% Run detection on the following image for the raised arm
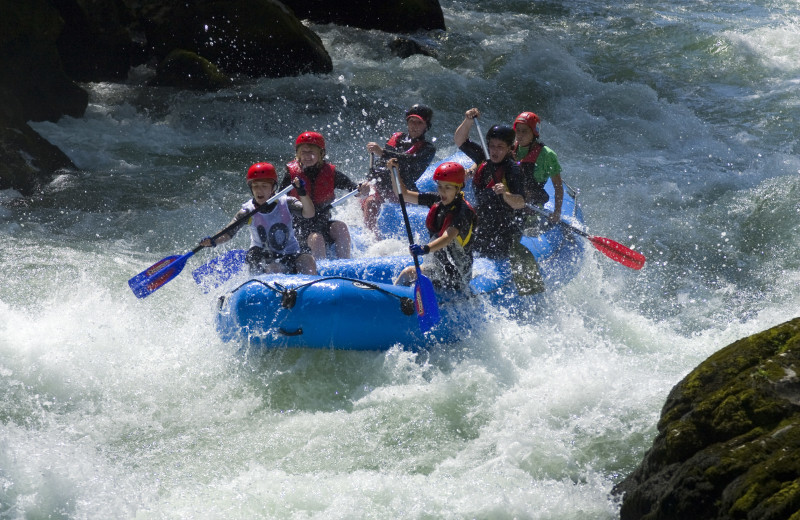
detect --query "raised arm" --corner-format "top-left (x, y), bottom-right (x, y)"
top-left (454, 107), bottom-right (481, 147)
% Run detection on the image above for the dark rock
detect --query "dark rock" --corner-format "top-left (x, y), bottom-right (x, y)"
top-left (0, 87), bottom-right (76, 196)
top-left (282, 0), bottom-right (446, 33)
top-left (614, 317), bottom-right (800, 520)
top-left (0, 0), bottom-right (84, 194)
top-left (52, 0), bottom-right (139, 82)
top-left (0, 0), bottom-right (89, 123)
top-left (388, 36), bottom-right (438, 59)
top-left (137, 0), bottom-right (332, 77)
top-left (150, 49), bottom-right (233, 90)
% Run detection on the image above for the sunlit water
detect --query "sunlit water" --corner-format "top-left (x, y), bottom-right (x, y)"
top-left (3, 0), bottom-right (799, 517)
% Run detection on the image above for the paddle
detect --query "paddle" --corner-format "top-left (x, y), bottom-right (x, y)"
top-left (128, 184), bottom-right (295, 298)
top-left (390, 165), bottom-right (440, 331)
top-left (527, 204), bottom-right (646, 270)
top-left (190, 183), bottom-right (365, 289)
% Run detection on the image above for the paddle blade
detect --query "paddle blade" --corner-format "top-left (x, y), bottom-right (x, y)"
top-left (192, 249), bottom-right (246, 291)
top-left (128, 252), bottom-right (193, 298)
top-left (589, 236), bottom-right (646, 270)
top-left (413, 272), bottom-right (440, 332)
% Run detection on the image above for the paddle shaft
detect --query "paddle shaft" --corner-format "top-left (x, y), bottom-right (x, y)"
top-left (390, 166), bottom-right (422, 271)
top-left (473, 117), bottom-right (490, 161)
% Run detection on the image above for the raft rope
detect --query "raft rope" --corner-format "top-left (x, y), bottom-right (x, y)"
top-left (227, 276), bottom-right (416, 315)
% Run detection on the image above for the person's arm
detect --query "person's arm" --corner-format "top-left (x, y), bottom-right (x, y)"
top-left (199, 209), bottom-right (247, 247)
top-left (493, 164), bottom-right (526, 209)
top-left (386, 158), bottom-right (419, 204)
top-left (333, 168), bottom-right (359, 191)
top-left (292, 177), bottom-right (315, 218)
top-left (550, 173), bottom-right (564, 222)
top-left (454, 108), bottom-right (480, 147)
top-left (412, 225), bottom-right (458, 257)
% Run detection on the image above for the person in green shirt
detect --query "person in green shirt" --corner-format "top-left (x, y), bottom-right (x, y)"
top-left (512, 111), bottom-right (564, 224)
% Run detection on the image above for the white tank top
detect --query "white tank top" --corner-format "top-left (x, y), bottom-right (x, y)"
top-left (242, 197), bottom-right (301, 254)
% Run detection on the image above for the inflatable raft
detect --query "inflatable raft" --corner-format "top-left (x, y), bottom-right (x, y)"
top-left (202, 151), bottom-right (586, 351)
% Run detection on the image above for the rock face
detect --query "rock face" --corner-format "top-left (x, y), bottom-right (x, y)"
top-left (0, 0), bottom-right (82, 194)
top-left (281, 0), bottom-right (446, 32)
top-left (0, 0), bottom-right (445, 195)
top-left (614, 317), bottom-right (800, 520)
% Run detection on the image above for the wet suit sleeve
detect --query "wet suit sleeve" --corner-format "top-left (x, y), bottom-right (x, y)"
top-left (459, 140), bottom-right (486, 165)
top-left (333, 168), bottom-right (359, 191)
top-left (417, 192), bottom-right (439, 208)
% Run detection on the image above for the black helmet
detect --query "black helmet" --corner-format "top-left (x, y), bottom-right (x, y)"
top-left (405, 103), bottom-right (433, 130)
top-left (486, 124), bottom-right (515, 146)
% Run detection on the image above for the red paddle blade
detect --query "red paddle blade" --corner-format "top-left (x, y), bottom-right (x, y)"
top-left (589, 236), bottom-right (646, 270)
top-left (414, 273), bottom-right (440, 332)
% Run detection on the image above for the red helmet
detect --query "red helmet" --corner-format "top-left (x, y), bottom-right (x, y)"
top-left (295, 131), bottom-right (325, 150)
top-left (246, 162), bottom-right (277, 184)
top-left (433, 162), bottom-right (466, 186)
top-left (513, 111), bottom-right (540, 137)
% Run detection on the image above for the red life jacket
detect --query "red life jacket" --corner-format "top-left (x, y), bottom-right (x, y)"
top-left (286, 160), bottom-right (336, 207)
top-left (516, 142), bottom-right (544, 164)
top-left (474, 161), bottom-right (509, 190)
top-left (386, 132), bottom-right (426, 155)
top-left (425, 196), bottom-right (475, 247)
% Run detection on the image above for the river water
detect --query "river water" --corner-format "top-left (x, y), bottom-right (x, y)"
top-left (3, 0), bottom-right (799, 517)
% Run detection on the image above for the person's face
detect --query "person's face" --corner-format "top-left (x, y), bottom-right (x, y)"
top-left (297, 144), bottom-right (322, 168)
top-left (488, 138), bottom-right (512, 163)
top-left (514, 124), bottom-right (535, 147)
top-left (406, 117), bottom-right (427, 139)
top-left (436, 181), bottom-right (460, 205)
top-left (250, 179), bottom-right (276, 204)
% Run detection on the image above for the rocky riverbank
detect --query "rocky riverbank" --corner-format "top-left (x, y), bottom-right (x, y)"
top-left (0, 0), bottom-right (444, 195)
top-left (615, 317), bottom-right (800, 520)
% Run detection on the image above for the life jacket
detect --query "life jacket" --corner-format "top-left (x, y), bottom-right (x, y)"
top-left (425, 194), bottom-right (475, 248)
top-left (474, 160), bottom-right (511, 190)
top-left (386, 132), bottom-right (427, 156)
top-left (286, 160), bottom-right (336, 207)
top-left (242, 197), bottom-right (301, 254)
top-left (516, 142), bottom-right (544, 165)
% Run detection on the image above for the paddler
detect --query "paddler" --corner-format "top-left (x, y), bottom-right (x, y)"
top-left (200, 162), bottom-right (317, 275)
top-left (280, 131), bottom-right (369, 260)
top-left (391, 159), bottom-right (477, 294)
top-left (512, 111), bottom-right (564, 224)
top-left (362, 104), bottom-right (437, 234)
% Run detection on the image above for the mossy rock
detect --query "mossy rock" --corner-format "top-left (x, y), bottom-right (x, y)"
top-left (150, 49), bottom-right (232, 90)
top-left (139, 0), bottom-right (332, 77)
top-left (615, 317), bottom-right (800, 520)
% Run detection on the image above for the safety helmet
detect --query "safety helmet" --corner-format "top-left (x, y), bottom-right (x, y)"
top-left (246, 162), bottom-right (277, 184)
top-left (405, 103), bottom-right (433, 129)
top-left (432, 162), bottom-right (466, 186)
top-left (486, 124), bottom-right (516, 146)
top-left (513, 111), bottom-right (540, 137)
top-left (295, 131), bottom-right (325, 150)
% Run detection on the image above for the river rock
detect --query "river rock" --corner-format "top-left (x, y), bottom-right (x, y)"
top-left (149, 49), bottom-right (233, 90)
top-left (281, 0), bottom-right (446, 32)
top-left (614, 317), bottom-right (800, 520)
top-left (138, 0), bottom-right (332, 78)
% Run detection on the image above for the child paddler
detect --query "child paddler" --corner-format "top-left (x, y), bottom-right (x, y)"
top-left (391, 159), bottom-right (477, 294)
top-left (200, 162), bottom-right (317, 275)
top-left (454, 107), bottom-right (545, 295)
top-left (280, 131), bottom-right (369, 260)
top-left (512, 111), bottom-right (564, 224)
top-left (363, 104), bottom-right (437, 234)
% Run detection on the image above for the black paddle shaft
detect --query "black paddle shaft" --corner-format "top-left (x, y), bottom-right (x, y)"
top-left (391, 166), bottom-right (422, 271)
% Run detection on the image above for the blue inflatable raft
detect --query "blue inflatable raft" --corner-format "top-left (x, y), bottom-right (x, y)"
top-left (202, 151), bottom-right (586, 351)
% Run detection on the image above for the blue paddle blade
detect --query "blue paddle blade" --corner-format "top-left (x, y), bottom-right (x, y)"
top-left (413, 272), bottom-right (440, 332)
top-left (128, 251), bottom-right (194, 298)
top-left (192, 249), bottom-right (246, 290)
